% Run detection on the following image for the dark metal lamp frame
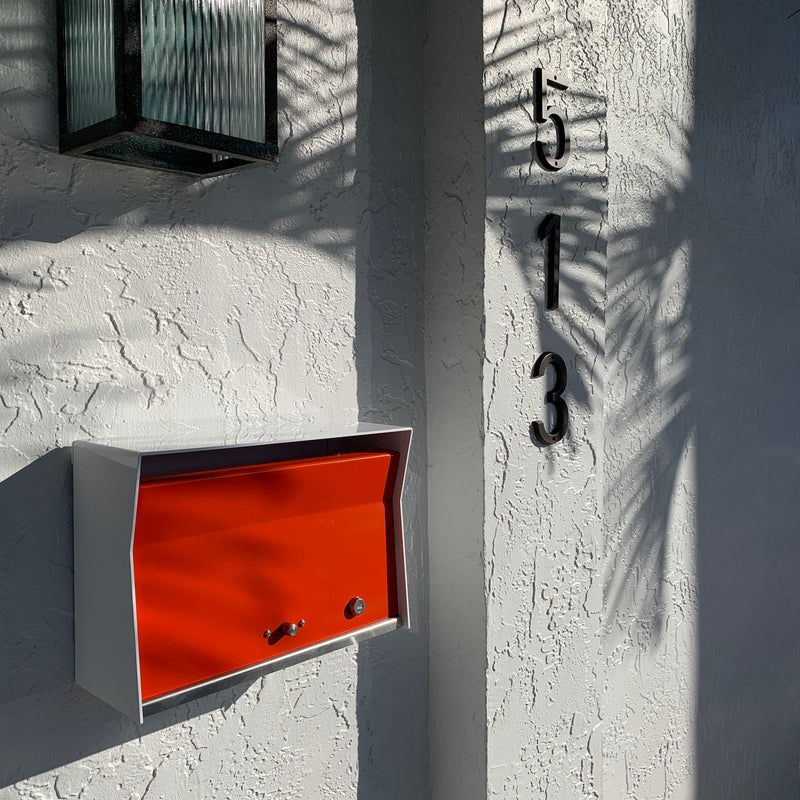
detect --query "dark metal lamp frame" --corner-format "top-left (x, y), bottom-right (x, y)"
top-left (56, 0), bottom-right (278, 176)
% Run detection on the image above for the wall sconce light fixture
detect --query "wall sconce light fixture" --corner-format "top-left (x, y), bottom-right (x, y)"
top-left (57, 0), bottom-right (278, 175)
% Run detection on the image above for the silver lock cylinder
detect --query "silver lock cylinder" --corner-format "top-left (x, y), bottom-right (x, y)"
top-left (348, 597), bottom-right (366, 616)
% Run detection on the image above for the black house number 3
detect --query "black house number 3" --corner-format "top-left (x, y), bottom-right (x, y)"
top-left (530, 352), bottom-right (569, 446)
top-left (531, 67), bottom-right (570, 446)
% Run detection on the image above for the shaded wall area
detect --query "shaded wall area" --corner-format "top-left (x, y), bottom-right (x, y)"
top-left (424, 0), bottom-right (487, 797)
top-left (692, 1), bottom-right (800, 795)
top-left (353, 1), bottom-right (429, 798)
top-left (603, 0), bottom-right (697, 794)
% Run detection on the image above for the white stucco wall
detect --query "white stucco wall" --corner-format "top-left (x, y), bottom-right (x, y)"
top-left (604, 0), bottom-right (800, 797)
top-left (483, 1), bottom-right (606, 795)
top-left (603, 0), bottom-right (698, 796)
top-left (0, 2), bottom-right (427, 798)
top-left (3, 0), bottom-right (800, 797)
top-left (682, 1), bottom-right (800, 795)
top-left (479, 0), bottom-right (800, 796)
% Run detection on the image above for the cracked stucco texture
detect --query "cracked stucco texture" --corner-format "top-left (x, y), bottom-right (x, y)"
top-left (603, 1), bottom-right (698, 797)
top-left (1, 2), bottom-right (427, 798)
top-left (483, 1), bottom-right (606, 796)
top-left (604, 0), bottom-right (800, 796)
top-left (5, 0), bottom-right (800, 796)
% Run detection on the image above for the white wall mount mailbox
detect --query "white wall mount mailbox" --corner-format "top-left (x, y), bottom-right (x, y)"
top-left (73, 423), bottom-right (412, 722)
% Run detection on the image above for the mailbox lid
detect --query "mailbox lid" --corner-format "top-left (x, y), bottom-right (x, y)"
top-left (132, 451), bottom-right (399, 702)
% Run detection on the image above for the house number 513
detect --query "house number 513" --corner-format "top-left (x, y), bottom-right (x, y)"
top-left (531, 67), bottom-right (571, 445)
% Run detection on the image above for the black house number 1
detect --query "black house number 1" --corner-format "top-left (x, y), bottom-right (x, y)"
top-left (530, 67), bottom-right (570, 446)
top-left (539, 212), bottom-right (560, 311)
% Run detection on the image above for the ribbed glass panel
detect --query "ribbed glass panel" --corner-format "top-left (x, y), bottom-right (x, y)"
top-left (63, 0), bottom-right (116, 132)
top-left (141, 0), bottom-right (266, 143)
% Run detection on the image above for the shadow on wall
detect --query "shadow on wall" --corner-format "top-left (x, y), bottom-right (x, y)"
top-left (603, 138), bottom-right (696, 649)
top-left (597, 0), bottom-right (799, 794)
top-left (484, 2), bottom-right (800, 796)
top-left (692, 1), bottom-right (800, 796)
top-left (0, 0), bottom-right (369, 440)
top-left (0, 1), bottom-right (360, 251)
top-left (482, 8), bottom-right (691, 796)
top-left (0, 449), bottom-right (252, 787)
top-left (352, 2), bottom-right (428, 799)
top-left (482, 1), bottom-right (693, 645)
top-left (482, 5), bottom-right (606, 429)
top-left (1, 0), bottom-right (427, 794)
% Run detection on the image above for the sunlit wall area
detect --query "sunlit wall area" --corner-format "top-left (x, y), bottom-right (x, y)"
top-left (2, 0), bottom-right (800, 797)
top-left (603, 0), bottom-right (698, 796)
top-left (482, 0), bottom-right (607, 796)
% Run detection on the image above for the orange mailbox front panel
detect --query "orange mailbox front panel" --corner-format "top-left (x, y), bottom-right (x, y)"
top-left (133, 452), bottom-right (398, 702)
top-left (72, 425), bottom-right (411, 722)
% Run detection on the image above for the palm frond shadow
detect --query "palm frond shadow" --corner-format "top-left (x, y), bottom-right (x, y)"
top-left (0, 0), bottom-right (362, 251)
top-left (603, 140), bottom-right (696, 645)
top-left (485, 8), bottom-right (694, 647)
top-left (0, 3), bottom-right (427, 793)
top-left (0, 0), bottom-right (373, 440)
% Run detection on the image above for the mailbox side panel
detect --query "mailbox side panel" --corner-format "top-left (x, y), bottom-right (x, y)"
top-left (348, 428), bottom-right (412, 629)
top-left (73, 443), bottom-right (142, 722)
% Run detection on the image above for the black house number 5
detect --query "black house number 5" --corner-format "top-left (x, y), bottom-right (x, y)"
top-left (534, 67), bottom-right (571, 172)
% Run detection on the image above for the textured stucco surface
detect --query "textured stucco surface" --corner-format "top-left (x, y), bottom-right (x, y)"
top-left (604, 1), bottom-right (800, 797)
top-left (603, 0), bottom-right (698, 796)
top-left (690, 2), bottom-right (800, 796)
top-left (483, 1), bottom-right (606, 796)
top-left (0, 2), bottom-right (427, 798)
top-left (4, 0), bottom-right (800, 796)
